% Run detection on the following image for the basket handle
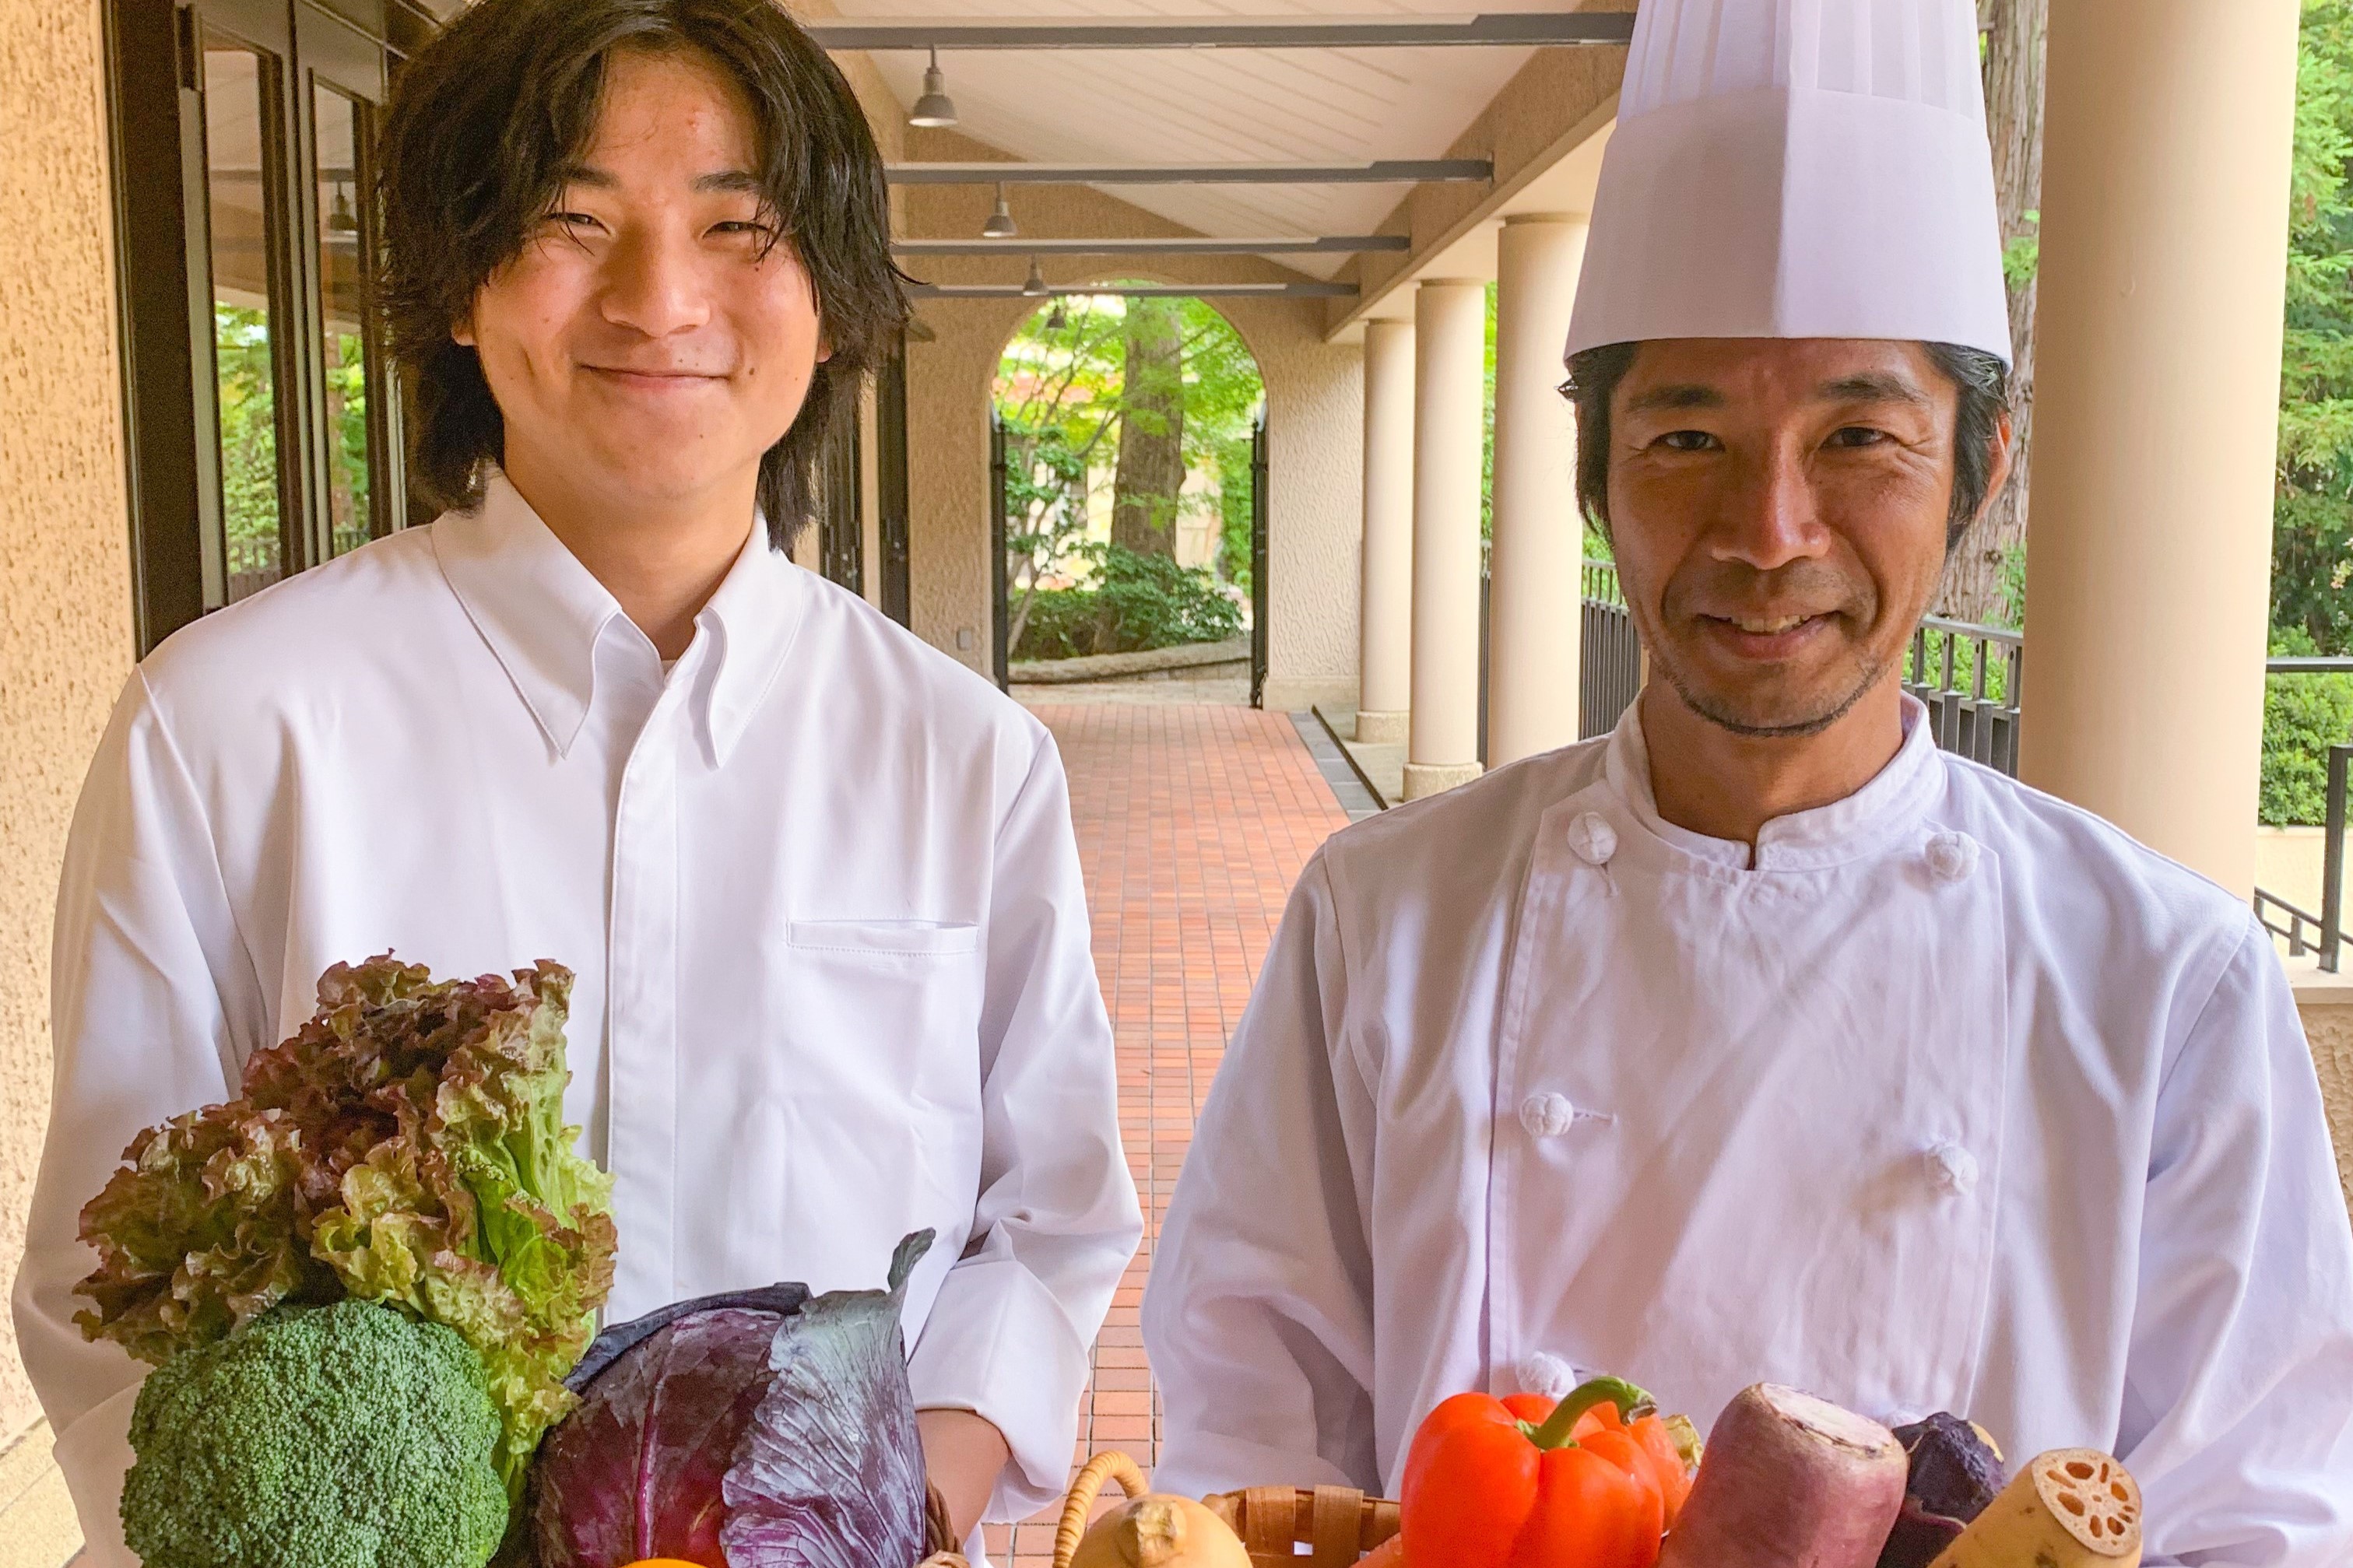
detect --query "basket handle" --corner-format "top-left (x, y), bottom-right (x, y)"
top-left (1053, 1450), bottom-right (1150, 1568)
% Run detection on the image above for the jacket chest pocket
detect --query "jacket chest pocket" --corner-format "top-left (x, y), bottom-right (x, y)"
top-left (672, 920), bottom-right (987, 1295)
top-left (1491, 824), bottom-right (2011, 1430)
top-left (772, 921), bottom-right (986, 1114)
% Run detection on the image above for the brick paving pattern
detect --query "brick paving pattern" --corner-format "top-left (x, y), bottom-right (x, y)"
top-left (983, 701), bottom-right (1351, 1564)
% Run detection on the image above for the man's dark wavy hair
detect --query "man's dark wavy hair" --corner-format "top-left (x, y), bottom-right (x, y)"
top-left (1561, 341), bottom-right (2011, 550)
top-left (378, 0), bottom-right (908, 550)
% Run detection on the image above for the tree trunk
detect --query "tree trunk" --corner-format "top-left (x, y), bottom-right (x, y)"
top-left (1112, 297), bottom-right (1185, 558)
top-left (1938, 0), bottom-right (2044, 625)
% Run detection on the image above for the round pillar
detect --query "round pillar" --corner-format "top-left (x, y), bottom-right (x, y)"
top-left (1356, 319), bottom-right (1415, 744)
top-left (2018, 0), bottom-right (2299, 895)
top-left (1404, 279), bottom-right (1489, 800)
top-left (1487, 215), bottom-right (1589, 766)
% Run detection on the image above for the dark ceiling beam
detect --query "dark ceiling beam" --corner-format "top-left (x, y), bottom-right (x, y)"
top-left (807, 13), bottom-right (1635, 50)
top-left (887, 160), bottom-right (1491, 185)
top-left (893, 235), bottom-right (1410, 256)
top-left (909, 281), bottom-right (1359, 298)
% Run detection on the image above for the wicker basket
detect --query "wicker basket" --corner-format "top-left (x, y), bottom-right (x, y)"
top-left (1051, 1452), bottom-right (1400, 1568)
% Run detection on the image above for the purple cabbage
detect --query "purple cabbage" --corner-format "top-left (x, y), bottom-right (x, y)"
top-left (530, 1232), bottom-right (932, 1568)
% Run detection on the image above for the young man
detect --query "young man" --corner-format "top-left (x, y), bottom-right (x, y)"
top-left (1143, 2), bottom-right (2353, 1561)
top-left (17, 1), bottom-right (1140, 1558)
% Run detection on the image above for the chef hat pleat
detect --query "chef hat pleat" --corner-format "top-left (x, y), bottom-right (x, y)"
top-left (1564, 0), bottom-right (2013, 368)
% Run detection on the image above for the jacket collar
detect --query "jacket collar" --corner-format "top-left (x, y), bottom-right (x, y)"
top-left (431, 470), bottom-right (806, 766)
top-left (1602, 691), bottom-right (1945, 872)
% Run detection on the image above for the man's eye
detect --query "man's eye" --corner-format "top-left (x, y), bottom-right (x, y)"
top-left (711, 220), bottom-right (771, 237)
top-left (1828, 426), bottom-right (1888, 448)
top-left (1658, 430), bottom-right (1718, 452)
top-left (545, 212), bottom-right (599, 232)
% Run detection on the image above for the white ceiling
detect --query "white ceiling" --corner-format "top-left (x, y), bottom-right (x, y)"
top-left (846, 0), bottom-right (1603, 276)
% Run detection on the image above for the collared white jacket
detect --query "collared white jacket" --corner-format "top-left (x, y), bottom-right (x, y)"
top-left (19, 476), bottom-right (1142, 1562)
top-left (1144, 700), bottom-right (2353, 1567)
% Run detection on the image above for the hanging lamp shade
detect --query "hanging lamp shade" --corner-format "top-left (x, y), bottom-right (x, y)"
top-left (1021, 257), bottom-right (1049, 297)
top-left (908, 48), bottom-right (958, 128)
top-left (328, 182), bottom-right (359, 233)
top-left (981, 184), bottom-right (1017, 239)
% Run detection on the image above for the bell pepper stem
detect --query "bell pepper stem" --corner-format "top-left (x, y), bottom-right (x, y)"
top-left (1524, 1376), bottom-right (1657, 1450)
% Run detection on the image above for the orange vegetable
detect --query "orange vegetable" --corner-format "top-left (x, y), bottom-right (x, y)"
top-left (1400, 1377), bottom-right (1697, 1568)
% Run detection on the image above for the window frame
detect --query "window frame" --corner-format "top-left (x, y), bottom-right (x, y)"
top-left (105, 0), bottom-right (441, 655)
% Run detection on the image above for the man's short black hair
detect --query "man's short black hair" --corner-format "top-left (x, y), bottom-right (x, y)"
top-left (1561, 340), bottom-right (2011, 549)
top-left (378, 0), bottom-right (908, 549)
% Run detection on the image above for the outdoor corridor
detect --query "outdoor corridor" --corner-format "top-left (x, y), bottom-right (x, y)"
top-left (984, 699), bottom-right (1353, 1563)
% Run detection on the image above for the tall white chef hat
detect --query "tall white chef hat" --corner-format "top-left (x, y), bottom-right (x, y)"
top-left (1563, 0), bottom-right (2013, 367)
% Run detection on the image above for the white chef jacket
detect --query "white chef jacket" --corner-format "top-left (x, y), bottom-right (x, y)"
top-left (1144, 697), bottom-right (2353, 1567)
top-left (18, 474), bottom-right (1142, 1563)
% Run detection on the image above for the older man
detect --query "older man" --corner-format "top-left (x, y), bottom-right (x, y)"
top-left (1143, 1), bottom-right (2353, 1562)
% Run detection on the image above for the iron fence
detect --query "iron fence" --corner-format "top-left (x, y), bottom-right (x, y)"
top-left (1581, 558), bottom-right (1641, 740)
top-left (1903, 617), bottom-right (2024, 777)
top-left (2254, 654), bottom-right (2352, 972)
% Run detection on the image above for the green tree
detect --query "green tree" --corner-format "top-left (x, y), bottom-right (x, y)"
top-left (215, 304), bottom-right (283, 590)
top-left (994, 293), bottom-right (1264, 651)
top-left (2276, 0), bottom-right (2353, 655)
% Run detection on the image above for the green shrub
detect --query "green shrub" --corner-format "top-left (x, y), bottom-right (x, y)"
top-left (1013, 543), bottom-right (1244, 660)
top-left (2262, 666), bottom-right (2353, 825)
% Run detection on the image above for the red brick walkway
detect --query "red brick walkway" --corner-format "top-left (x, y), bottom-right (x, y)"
top-left (983, 703), bottom-right (1351, 1563)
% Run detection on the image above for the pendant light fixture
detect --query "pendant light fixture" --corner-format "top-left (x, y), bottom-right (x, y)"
top-left (1020, 257), bottom-right (1048, 297)
top-left (908, 47), bottom-right (958, 128)
top-left (1045, 300), bottom-right (1068, 331)
top-left (980, 183), bottom-right (1017, 240)
top-left (328, 181), bottom-right (359, 233)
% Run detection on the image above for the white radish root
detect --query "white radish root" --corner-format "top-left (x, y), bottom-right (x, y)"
top-left (1655, 1383), bottom-right (1909, 1568)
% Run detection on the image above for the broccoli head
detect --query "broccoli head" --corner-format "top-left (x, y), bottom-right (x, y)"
top-left (122, 1299), bottom-right (507, 1568)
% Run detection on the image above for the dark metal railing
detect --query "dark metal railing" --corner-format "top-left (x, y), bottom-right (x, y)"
top-left (1582, 558), bottom-right (1641, 740)
top-left (2253, 717), bottom-right (2350, 976)
top-left (1903, 617), bottom-right (2024, 777)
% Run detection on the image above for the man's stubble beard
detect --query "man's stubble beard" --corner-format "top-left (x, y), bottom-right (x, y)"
top-left (1651, 641), bottom-right (1891, 739)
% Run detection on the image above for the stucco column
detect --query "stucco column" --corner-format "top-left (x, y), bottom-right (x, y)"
top-left (1355, 319), bottom-right (1417, 744)
top-left (1404, 279), bottom-right (1489, 800)
top-left (1487, 215), bottom-right (1589, 766)
top-left (2017, 0), bottom-right (2299, 896)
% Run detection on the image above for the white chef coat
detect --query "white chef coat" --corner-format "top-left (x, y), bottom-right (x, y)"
top-left (1144, 697), bottom-right (2353, 1567)
top-left (18, 473), bottom-right (1142, 1563)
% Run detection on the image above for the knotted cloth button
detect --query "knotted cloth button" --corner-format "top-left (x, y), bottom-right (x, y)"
top-left (1566, 812), bottom-right (1618, 866)
top-left (1520, 1092), bottom-right (1581, 1138)
top-left (1923, 831), bottom-right (1979, 884)
top-left (1515, 1351), bottom-right (1579, 1401)
top-left (1926, 1141), bottom-right (1980, 1197)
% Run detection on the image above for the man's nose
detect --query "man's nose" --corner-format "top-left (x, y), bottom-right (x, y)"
top-left (600, 225), bottom-right (711, 338)
top-left (1710, 440), bottom-right (1828, 572)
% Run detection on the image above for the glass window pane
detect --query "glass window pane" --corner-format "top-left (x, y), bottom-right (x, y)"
top-left (202, 34), bottom-right (286, 602)
top-left (313, 85), bottom-right (373, 556)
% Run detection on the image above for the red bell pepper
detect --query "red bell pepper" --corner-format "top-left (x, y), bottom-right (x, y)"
top-left (1399, 1377), bottom-right (1698, 1568)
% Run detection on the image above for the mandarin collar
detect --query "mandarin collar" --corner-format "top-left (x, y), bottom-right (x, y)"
top-left (1600, 692), bottom-right (1944, 872)
top-left (431, 471), bottom-right (807, 765)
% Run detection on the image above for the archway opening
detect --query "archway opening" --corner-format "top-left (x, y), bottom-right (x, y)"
top-left (991, 289), bottom-right (1266, 686)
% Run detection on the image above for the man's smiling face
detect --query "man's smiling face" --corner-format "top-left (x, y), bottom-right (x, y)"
top-left (455, 46), bottom-right (826, 515)
top-left (1606, 338), bottom-right (1973, 738)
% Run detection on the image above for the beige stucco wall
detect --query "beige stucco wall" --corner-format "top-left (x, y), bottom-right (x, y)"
top-left (897, 134), bottom-right (1363, 707)
top-left (0, 0), bottom-right (135, 1449)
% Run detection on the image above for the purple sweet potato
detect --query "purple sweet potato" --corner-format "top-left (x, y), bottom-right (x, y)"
top-left (1656, 1384), bottom-right (1909, 1568)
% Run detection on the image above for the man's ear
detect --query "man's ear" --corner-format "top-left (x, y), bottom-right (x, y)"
top-left (1977, 408), bottom-right (2016, 523)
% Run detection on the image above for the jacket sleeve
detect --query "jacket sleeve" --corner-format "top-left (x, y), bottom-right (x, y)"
top-left (2121, 919), bottom-right (2353, 1567)
top-left (1142, 851), bottom-right (1383, 1498)
top-left (12, 673), bottom-right (271, 1568)
top-left (903, 728), bottom-right (1142, 1522)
